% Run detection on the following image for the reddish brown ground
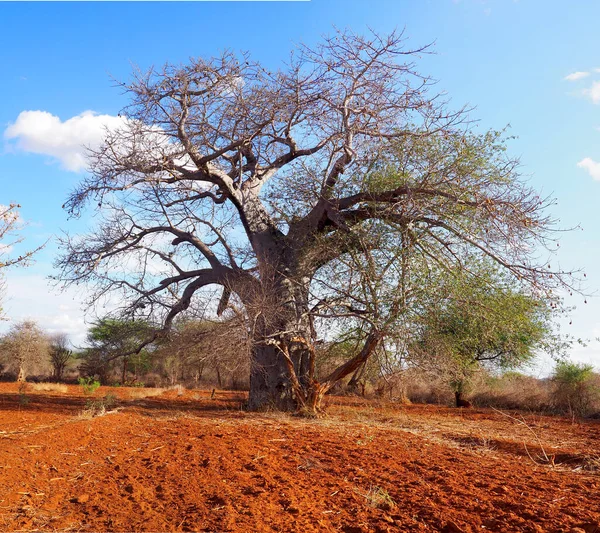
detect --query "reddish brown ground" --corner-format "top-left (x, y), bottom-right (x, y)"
top-left (1, 383), bottom-right (599, 532)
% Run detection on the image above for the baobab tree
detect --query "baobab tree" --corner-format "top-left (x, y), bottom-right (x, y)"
top-left (56, 30), bottom-right (578, 414)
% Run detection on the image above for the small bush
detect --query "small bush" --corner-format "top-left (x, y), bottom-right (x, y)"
top-left (128, 387), bottom-right (166, 400)
top-left (168, 384), bottom-right (185, 396)
top-left (78, 377), bottom-right (101, 395)
top-left (355, 486), bottom-right (396, 510)
top-left (81, 393), bottom-right (118, 417)
top-left (403, 371), bottom-right (453, 406)
top-left (470, 373), bottom-right (553, 412)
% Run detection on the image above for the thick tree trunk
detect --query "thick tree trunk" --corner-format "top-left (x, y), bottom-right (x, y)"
top-left (248, 316), bottom-right (314, 411)
top-left (17, 365), bottom-right (26, 383)
top-left (347, 362), bottom-right (367, 395)
top-left (244, 254), bottom-right (316, 412)
top-left (455, 391), bottom-right (472, 408)
top-left (248, 342), bottom-right (297, 411)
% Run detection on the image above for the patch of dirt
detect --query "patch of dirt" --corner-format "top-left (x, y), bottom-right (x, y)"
top-left (0, 383), bottom-right (599, 532)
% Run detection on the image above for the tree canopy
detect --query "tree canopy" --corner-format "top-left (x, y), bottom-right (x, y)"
top-left (407, 262), bottom-right (559, 402)
top-left (79, 318), bottom-right (155, 384)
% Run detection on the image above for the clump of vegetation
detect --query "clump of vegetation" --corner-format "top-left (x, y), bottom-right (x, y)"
top-left (81, 393), bottom-right (118, 418)
top-left (128, 387), bottom-right (166, 400)
top-left (355, 486), bottom-right (396, 510)
top-left (553, 360), bottom-right (598, 418)
top-left (468, 372), bottom-right (552, 412)
top-left (170, 384), bottom-right (185, 397)
top-left (78, 376), bottom-right (101, 395)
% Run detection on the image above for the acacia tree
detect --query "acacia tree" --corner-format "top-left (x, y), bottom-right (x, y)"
top-left (408, 264), bottom-right (558, 406)
top-left (79, 318), bottom-right (155, 384)
top-left (57, 30), bottom-right (578, 414)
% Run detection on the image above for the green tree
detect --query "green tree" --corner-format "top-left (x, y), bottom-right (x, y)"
top-left (552, 360), bottom-right (598, 417)
top-left (80, 319), bottom-right (154, 384)
top-left (410, 265), bottom-right (556, 406)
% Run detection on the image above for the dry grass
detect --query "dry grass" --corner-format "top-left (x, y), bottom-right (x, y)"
top-left (128, 387), bottom-right (167, 400)
top-left (168, 384), bottom-right (186, 396)
top-left (354, 485), bottom-right (396, 510)
top-left (30, 383), bottom-right (68, 393)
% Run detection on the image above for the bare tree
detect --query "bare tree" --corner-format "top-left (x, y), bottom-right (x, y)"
top-left (0, 204), bottom-right (43, 317)
top-left (1, 204), bottom-right (32, 269)
top-left (56, 30), bottom-right (579, 414)
top-left (48, 333), bottom-right (73, 382)
top-left (1, 320), bottom-right (49, 382)
top-left (154, 311), bottom-right (250, 387)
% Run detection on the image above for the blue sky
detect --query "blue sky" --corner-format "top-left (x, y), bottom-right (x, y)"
top-left (1, 0), bottom-right (599, 373)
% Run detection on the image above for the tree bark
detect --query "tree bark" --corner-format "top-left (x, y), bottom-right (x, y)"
top-left (347, 362), bottom-right (367, 395)
top-left (455, 391), bottom-right (471, 408)
top-left (248, 342), bottom-right (297, 411)
top-left (216, 365), bottom-right (223, 388)
top-left (247, 311), bottom-right (314, 411)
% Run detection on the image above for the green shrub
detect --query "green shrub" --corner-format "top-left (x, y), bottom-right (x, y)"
top-left (78, 376), bottom-right (101, 395)
top-left (553, 360), bottom-right (598, 417)
top-left (81, 393), bottom-right (118, 417)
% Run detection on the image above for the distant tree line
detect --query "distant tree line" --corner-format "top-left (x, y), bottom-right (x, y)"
top-left (0, 314), bottom-right (251, 389)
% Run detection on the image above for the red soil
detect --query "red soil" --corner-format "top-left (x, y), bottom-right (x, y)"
top-left (1, 382), bottom-right (599, 532)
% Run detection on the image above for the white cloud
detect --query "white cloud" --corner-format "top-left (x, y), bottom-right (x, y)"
top-left (582, 81), bottom-right (600, 104)
top-left (0, 274), bottom-right (90, 345)
top-left (564, 71), bottom-right (590, 82)
top-left (3, 110), bottom-right (125, 172)
top-left (577, 157), bottom-right (600, 181)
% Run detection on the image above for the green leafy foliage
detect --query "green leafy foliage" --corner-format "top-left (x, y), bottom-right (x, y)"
top-left (79, 318), bottom-right (155, 384)
top-left (410, 260), bottom-right (560, 395)
top-left (552, 360), bottom-right (598, 417)
top-left (553, 360), bottom-right (594, 385)
top-left (78, 376), bottom-right (101, 395)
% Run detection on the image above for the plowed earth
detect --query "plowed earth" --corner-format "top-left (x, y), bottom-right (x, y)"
top-left (1, 383), bottom-right (599, 532)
